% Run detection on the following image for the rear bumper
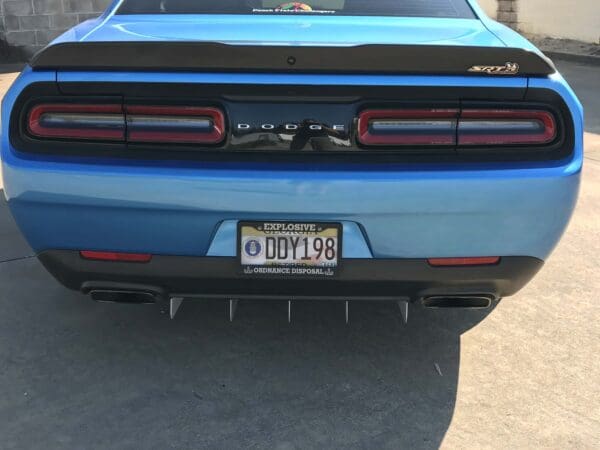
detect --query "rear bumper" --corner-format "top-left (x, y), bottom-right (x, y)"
top-left (39, 250), bottom-right (543, 301)
top-left (2, 160), bottom-right (581, 261)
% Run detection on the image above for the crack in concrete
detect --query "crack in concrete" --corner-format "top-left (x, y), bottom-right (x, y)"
top-left (0, 255), bottom-right (36, 265)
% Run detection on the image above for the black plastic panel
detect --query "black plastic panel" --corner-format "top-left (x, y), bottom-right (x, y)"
top-left (9, 82), bottom-right (574, 163)
top-left (38, 250), bottom-right (544, 301)
top-left (31, 42), bottom-right (556, 77)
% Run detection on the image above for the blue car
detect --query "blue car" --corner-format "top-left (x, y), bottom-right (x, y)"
top-left (1, 0), bottom-right (582, 316)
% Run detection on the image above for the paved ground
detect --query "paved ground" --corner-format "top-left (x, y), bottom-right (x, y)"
top-left (529, 35), bottom-right (600, 64)
top-left (0, 61), bottom-right (598, 449)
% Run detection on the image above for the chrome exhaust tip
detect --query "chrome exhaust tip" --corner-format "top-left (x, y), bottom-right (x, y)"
top-left (422, 295), bottom-right (492, 309)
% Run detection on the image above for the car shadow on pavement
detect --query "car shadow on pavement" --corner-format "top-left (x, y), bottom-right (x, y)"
top-left (0, 248), bottom-right (495, 449)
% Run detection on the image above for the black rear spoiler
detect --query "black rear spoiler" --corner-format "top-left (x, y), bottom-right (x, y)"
top-left (31, 41), bottom-right (556, 77)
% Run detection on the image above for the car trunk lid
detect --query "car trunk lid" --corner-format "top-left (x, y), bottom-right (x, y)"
top-left (74, 15), bottom-right (506, 48)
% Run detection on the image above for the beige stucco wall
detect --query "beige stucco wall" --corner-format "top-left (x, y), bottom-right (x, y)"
top-left (476, 0), bottom-right (498, 18)
top-left (518, 0), bottom-right (599, 44)
top-left (473, 0), bottom-right (599, 44)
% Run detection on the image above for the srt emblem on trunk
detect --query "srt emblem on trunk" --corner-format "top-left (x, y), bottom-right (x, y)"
top-left (468, 62), bottom-right (520, 75)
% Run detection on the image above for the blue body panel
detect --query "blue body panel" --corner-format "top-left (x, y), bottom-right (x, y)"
top-left (0, 3), bottom-right (584, 263)
top-left (57, 15), bottom-right (504, 47)
top-left (1, 67), bottom-right (583, 260)
top-left (48, 0), bottom-right (542, 52)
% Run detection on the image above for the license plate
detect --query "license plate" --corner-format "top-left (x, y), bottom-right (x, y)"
top-left (239, 221), bottom-right (342, 277)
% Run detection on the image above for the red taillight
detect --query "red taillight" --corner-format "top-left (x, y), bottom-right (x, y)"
top-left (80, 251), bottom-right (152, 263)
top-left (125, 106), bottom-right (225, 144)
top-left (428, 257), bottom-right (501, 267)
top-left (458, 109), bottom-right (557, 146)
top-left (27, 103), bottom-right (226, 145)
top-left (27, 104), bottom-right (125, 141)
top-left (357, 109), bottom-right (459, 146)
top-left (357, 108), bottom-right (558, 148)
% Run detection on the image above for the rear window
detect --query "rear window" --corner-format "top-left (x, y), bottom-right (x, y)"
top-left (117, 0), bottom-right (476, 18)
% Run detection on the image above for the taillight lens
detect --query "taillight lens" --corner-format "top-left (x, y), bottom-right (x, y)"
top-left (357, 109), bottom-right (459, 146)
top-left (27, 104), bottom-right (125, 141)
top-left (357, 108), bottom-right (558, 148)
top-left (125, 106), bottom-right (225, 144)
top-left (26, 103), bottom-right (226, 145)
top-left (458, 109), bottom-right (557, 146)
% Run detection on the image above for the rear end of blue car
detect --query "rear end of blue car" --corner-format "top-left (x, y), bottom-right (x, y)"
top-left (0, 0), bottom-right (583, 312)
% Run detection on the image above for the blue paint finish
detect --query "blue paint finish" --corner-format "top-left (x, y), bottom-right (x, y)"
top-left (1, 10), bottom-right (583, 263)
top-left (65, 15), bottom-right (504, 48)
top-left (56, 70), bottom-right (528, 89)
top-left (1, 69), bottom-right (582, 261)
top-left (48, 1), bottom-right (546, 61)
top-left (2, 156), bottom-right (580, 259)
top-left (207, 221), bottom-right (373, 258)
top-left (45, 1), bottom-right (544, 57)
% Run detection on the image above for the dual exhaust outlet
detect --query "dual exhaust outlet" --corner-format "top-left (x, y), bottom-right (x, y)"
top-left (89, 289), bottom-right (160, 305)
top-left (421, 295), bottom-right (493, 309)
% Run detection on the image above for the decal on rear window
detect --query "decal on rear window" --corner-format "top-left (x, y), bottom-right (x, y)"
top-left (252, 2), bottom-right (336, 14)
top-left (118, 0), bottom-right (476, 18)
top-left (276, 2), bottom-right (314, 11)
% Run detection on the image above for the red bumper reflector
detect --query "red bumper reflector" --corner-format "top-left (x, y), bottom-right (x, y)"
top-left (80, 251), bottom-right (152, 263)
top-left (428, 257), bottom-right (501, 267)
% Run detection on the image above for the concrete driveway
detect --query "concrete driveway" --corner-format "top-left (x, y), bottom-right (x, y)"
top-left (0, 61), bottom-right (598, 449)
